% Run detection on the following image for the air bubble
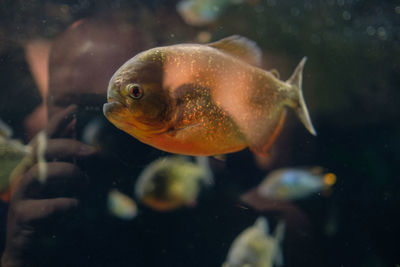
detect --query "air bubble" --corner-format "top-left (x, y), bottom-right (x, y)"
top-left (366, 26), bottom-right (376, 36)
top-left (342, 11), bottom-right (351, 20)
top-left (291, 7), bottom-right (300, 16)
top-left (377, 27), bottom-right (387, 40)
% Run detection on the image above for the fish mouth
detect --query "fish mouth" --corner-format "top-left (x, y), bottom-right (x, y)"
top-left (103, 99), bottom-right (125, 117)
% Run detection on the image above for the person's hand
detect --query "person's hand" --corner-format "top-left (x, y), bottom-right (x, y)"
top-left (1, 105), bottom-right (98, 267)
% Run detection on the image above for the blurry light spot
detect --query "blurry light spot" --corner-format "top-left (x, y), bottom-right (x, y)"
top-left (377, 27), bottom-right (387, 40)
top-left (170, 33), bottom-right (175, 38)
top-left (197, 31), bottom-right (212, 43)
top-left (366, 26), bottom-right (376, 36)
top-left (310, 34), bottom-right (321, 45)
top-left (395, 6), bottom-right (400, 14)
top-left (342, 10), bottom-right (351, 20)
top-left (266, 0), bottom-right (276, 7)
top-left (60, 4), bottom-right (69, 13)
top-left (304, 2), bottom-right (313, 10)
top-left (212, 5), bottom-right (220, 11)
top-left (323, 173), bottom-right (337, 186)
top-left (325, 17), bottom-right (335, 26)
top-left (290, 7), bottom-right (300, 16)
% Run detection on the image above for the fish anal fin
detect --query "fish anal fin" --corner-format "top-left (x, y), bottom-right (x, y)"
top-left (208, 35), bottom-right (262, 67)
top-left (250, 109), bottom-right (287, 156)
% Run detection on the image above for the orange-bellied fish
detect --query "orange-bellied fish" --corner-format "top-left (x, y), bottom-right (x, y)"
top-left (103, 35), bottom-right (316, 156)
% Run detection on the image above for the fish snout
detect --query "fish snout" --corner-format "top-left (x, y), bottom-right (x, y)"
top-left (104, 84), bottom-right (127, 117)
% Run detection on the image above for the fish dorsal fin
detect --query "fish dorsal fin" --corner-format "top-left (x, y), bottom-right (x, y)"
top-left (208, 35), bottom-right (262, 67)
top-left (269, 68), bottom-right (280, 79)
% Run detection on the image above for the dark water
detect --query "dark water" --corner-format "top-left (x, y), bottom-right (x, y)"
top-left (0, 0), bottom-right (399, 266)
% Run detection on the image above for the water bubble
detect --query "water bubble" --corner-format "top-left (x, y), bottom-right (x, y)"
top-left (377, 27), bottom-right (387, 40)
top-left (266, 0), bottom-right (276, 7)
top-left (290, 7), bottom-right (300, 16)
top-left (325, 17), bottom-right (335, 26)
top-left (366, 26), bottom-right (376, 36)
top-left (342, 10), bottom-right (351, 20)
top-left (304, 2), bottom-right (313, 10)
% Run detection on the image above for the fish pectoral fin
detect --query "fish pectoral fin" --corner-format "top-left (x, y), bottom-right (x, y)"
top-left (166, 122), bottom-right (203, 137)
top-left (208, 35), bottom-right (262, 67)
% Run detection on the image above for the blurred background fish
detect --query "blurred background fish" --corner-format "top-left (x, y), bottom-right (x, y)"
top-left (223, 217), bottom-right (285, 267)
top-left (135, 156), bottom-right (213, 212)
top-left (177, 0), bottom-right (255, 26)
top-left (177, 0), bottom-right (232, 26)
top-left (0, 119), bottom-right (31, 199)
top-left (257, 167), bottom-right (337, 201)
top-left (107, 189), bottom-right (138, 220)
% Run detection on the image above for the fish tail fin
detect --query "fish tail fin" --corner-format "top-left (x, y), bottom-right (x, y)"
top-left (286, 57), bottom-right (317, 136)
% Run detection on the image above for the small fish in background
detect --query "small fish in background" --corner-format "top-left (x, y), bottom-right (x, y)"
top-left (0, 119), bottom-right (32, 198)
top-left (104, 35), bottom-right (316, 157)
top-left (223, 217), bottom-right (285, 267)
top-left (0, 119), bottom-right (13, 138)
top-left (176, 0), bottom-right (240, 26)
top-left (0, 121), bottom-right (49, 202)
top-left (134, 156), bottom-right (213, 212)
top-left (257, 167), bottom-right (337, 201)
top-left (107, 189), bottom-right (138, 220)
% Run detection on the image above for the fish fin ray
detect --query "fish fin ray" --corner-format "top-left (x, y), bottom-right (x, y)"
top-left (208, 35), bottom-right (262, 67)
top-left (286, 57), bottom-right (317, 136)
top-left (249, 109), bottom-right (287, 156)
top-left (166, 122), bottom-right (203, 137)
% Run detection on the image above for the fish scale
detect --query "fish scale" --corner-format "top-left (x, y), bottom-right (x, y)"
top-left (103, 35), bottom-right (316, 156)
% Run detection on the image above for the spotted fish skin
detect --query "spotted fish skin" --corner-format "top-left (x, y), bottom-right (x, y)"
top-left (104, 35), bottom-right (316, 156)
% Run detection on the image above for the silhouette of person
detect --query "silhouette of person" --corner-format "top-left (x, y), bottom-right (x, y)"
top-left (2, 14), bottom-right (320, 267)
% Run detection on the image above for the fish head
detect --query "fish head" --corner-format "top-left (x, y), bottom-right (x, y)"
top-left (103, 51), bottom-right (171, 138)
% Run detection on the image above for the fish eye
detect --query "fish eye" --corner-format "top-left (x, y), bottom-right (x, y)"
top-left (127, 84), bottom-right (143, 99)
